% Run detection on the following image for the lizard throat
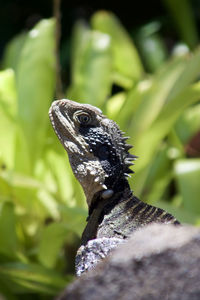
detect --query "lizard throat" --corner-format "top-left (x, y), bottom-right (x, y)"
top-left (88, 175), bottom-right (131, 214)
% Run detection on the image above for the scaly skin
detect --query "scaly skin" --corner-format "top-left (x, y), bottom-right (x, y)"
top-left (49, 99), bottom-right (180, 275)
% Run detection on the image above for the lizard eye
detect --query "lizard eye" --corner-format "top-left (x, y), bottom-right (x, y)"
top-left (74, 112), bottom-right (91, 125)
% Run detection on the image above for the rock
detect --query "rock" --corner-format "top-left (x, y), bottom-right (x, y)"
top-left (57, 224), bottom-right (200, 300)
top-left (76, 237), bottom-right (124, 276)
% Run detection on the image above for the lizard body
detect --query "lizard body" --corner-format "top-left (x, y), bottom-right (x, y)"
top-left (49, 99), bottom-right (180, 274)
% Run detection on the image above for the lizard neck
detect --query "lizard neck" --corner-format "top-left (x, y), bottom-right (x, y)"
top-left (81, 179), bottom-right (133, 245)
top-left (89, 176), bottom-right (131, 216)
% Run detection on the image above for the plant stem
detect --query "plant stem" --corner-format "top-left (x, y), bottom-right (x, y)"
top-left (53, 0), bottom-right (63, 98)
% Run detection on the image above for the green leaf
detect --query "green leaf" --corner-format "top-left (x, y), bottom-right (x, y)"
top-left (2, 33), bottom-right (27, 71)
top-left (163, 0), bottom-right (198, 49)
top-left (132, 81), bottom-right (200, 194)
top-left (156, 200), bottom-right (200, 224)
top-left (0, 167), bottom-right (56, 226)
top-left (68, 21), bottom-right (112, 106)
top-left (59, 205), bottom-right (87, 237)
top-left (0, 262), bottom-right (69, 294)
top-left (91, 11), bottom-right (143, 86)
top-left (44, 150), bottom-right (74, 204)
top-left (117, 78), bottom-right (153, 129)
top-left (135, 81), bottom-right (200, 162)
top-left (174, 159), bottom-right (200, 214)
top-left (0, 202), bottom-right (18, 259)
top-left (128, 48), bottom-right (200, 140)
top-left (142, 144), bottom-right (172, 203)
top-left (0, 169), bottom-right (42, 189)
top-left (0, 171), bottom-right (11, 197)
top-left (119, 58), bottom-right (187, 133)
top-left (0, 69), bottom-right (17, 118)
top-left (70, 20), bottom-right (90, 86)
top-left (106, 92), bottom-right (126, 119)
top-left (175, 103), bottom-right (200, 144)
top-left (135, 21), bottom-right (168, 72)
top-left (0, 69), bottom-right (17, 169)
top-left (38, 223), bottom-right (69, 269)
top-left (16, 18), bottom-right (56, 174)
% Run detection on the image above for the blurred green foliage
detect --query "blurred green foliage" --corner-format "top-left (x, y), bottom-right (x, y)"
top-left (0, 3), bottom-right (200, 299)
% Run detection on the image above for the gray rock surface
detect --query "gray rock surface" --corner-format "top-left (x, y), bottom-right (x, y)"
top-left (58, 224), bottom-right (200, 300)
top-left (76, 237), bottom-right (124, 276)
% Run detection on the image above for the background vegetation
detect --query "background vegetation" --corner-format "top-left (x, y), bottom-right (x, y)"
top-left (0, 0), bottom-right (200, 299)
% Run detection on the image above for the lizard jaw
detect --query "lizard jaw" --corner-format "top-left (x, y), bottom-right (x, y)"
top-left (49, 100), bottom-right (108, 206)
top-left (49, 100), bottom-right (89, 156)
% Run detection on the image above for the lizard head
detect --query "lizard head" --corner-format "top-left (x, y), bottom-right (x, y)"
top-left (49, 99), bottom-right (136, 207)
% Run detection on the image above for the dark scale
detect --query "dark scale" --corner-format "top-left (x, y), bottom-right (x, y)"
top-left (79, 125), bottom-right (126, 190)
top-left (78, 123), bottom-right (180, 245)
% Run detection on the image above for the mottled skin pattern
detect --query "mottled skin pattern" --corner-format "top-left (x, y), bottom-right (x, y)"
top-left (49, 99), bottom-right (180, 275)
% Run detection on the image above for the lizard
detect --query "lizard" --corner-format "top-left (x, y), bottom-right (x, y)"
top-left (49, 99), bottom-right (180, 275)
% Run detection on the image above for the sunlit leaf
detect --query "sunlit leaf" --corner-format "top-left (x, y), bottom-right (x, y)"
top-left (37, 189), bottom-right (59, 219)
top-left (128, 49), bottom-right (200, 139)
top-left (175, 103), bottom-right (200, 144)
top-left (106, 92), bottom-right (126, 119)
top-left (134, 82), bottom-right (200, 167)
top-left (70, 20), bottom-right (90, 87)
top-left (0, 69), bottom-right (17, 169)
top-left (156, 200), bottom-right (200, 224)
top-left (68, 21), bottom-right (112, 106)
top-left (44, 150), bottom-right (74, 204)
top-left (118, 57), bottom-right (187, 133)
top-left (0, 171), bottom-right (11, 197)
top-left (91, 11), bottom-right (143, 86)
top-left (2, 33), bottom-right (27, 71)
top-left (16, 18), bottom-right (56, 174)
top-left (142, 144), bottom-right (172, 203)
top-left (59, 205), bottom-right (87, 236)
top-left (117, 78), bottom-right (153, 129)
top-left (174, 159), bottom-right (200, 214)
top-left (132, 81), bottom-right (200, 194)
top-left (135, 21), bottom-right (168, 72)
top-left (38, 223), bottom-right (69, 269)
top-left (0, 169), bottom-right (42, 189)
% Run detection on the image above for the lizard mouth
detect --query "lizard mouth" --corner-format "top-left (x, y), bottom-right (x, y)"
top-left (49, 100), bottom-right (88, 155)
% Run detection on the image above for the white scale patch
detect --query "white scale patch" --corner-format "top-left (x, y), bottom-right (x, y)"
top-left (72, 158), bottom-right (108, 205)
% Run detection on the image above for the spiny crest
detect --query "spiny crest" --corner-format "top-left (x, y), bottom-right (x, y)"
top-left (115, 128), bottom-right (138, 179)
